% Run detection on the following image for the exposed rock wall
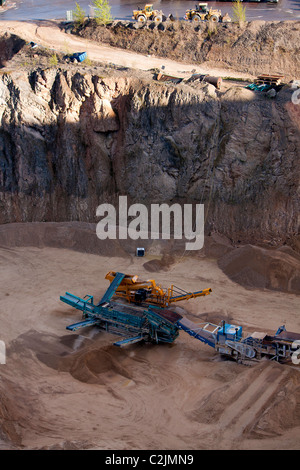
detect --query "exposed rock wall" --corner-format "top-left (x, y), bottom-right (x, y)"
top-left (0, 67), bottom-right (299, 247)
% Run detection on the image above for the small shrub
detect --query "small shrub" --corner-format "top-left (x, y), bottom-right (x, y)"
top-left (49, 53), bottom-right (58, 67)
top-left (73, 2), bottom-right (86, 26)
top-left (232, 0), bottom-right (246, 25)
top-left (92, 0), bottom-right (114, 25)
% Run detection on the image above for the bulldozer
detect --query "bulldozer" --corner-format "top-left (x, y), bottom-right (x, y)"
top-left (132, 4), bottom-right (166, 23)
top-left (185, 3), bottom-right (231, 23)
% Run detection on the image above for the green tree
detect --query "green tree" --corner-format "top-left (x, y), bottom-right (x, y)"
top-left (232, 0), bottom-right (246, 24)
top-left (93, 0), bottom-right (114, 25)
top-left (73, 2), bottom-right (86, 26)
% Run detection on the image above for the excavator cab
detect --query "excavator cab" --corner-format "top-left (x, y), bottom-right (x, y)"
top-left (144, 4), bottom-right (154, 13)
top-left (197, 3), bottom-right (209, 13)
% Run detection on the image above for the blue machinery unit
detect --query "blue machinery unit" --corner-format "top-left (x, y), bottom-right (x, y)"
top-left (61, 273), bottom-right (181, 346)
top-left (60, 272), bottom-right (300, 363)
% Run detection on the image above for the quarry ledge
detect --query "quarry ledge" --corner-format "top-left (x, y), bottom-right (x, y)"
top-left (0, 21), bottom-right (299, 250)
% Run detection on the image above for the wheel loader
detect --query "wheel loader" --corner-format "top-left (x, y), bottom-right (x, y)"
top-left (132, 4), bottom-right (166, 23)
top-left (185, 3), bottom-right (231, 23)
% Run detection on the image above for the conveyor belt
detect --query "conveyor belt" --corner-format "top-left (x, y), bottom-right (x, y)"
top-left (113, 335), bottom-right (144, 347)
top-left (170, 288), bottom-right (212, 301)
top-left (66, 318), bottom-right (100, 331)
top-left (178, 317), bottom-right (216, 348)
top-left (98, 272), bottom-right (125, 305)
top-left (60, 292), bottom-right (95, 313)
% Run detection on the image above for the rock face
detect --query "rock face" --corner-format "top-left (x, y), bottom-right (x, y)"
top-left (0, 67), bottom-right (299, 248)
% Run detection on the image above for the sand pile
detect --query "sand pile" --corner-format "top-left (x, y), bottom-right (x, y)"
top-left (3, 326), bottom-right (300, 450)
top-left (188, 361), bottom-right (300, 440)
top-left (143, 253), bottom-right (176, 272)
top-left (218, 244), bottom-right (300, 294)
top-left (10, 329), bottom-right (132, 386)
top-left (0, 381), bottom-right (22, 447)
top-left (0, 222), bottom-right (236, 265)
top-left (0, 222), bottom-right (129, 258)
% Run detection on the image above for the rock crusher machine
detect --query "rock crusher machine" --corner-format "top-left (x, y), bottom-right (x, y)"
top-left (60, 272), bottom-right (300, 363)
top-left (60, 272), bottom-right (185, 347)
top-left (104, 271), bottom-right (212, 308)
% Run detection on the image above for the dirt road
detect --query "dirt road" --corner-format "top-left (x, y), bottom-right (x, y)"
top-left (0, 19), bottom-right (254, 79)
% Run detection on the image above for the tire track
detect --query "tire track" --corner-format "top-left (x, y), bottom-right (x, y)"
top-left (217, 363), bottom-right (289, 440)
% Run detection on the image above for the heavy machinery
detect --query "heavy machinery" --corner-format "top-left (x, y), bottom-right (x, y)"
top-left (185, 3), bottom-right (231, 23)
top-left (179, 319), bottom-right (300, 364)
top-left (132, 4), bottom-right (166, 23)
top-left (104, 271), bottom-right (212, 307)
top-left (60, 272), bottom-right (300, 364)
top-left (60, 272), bottom-right (183, 346)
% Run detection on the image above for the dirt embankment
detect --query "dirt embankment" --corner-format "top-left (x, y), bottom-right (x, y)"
top-left (0, 32), bottom-right (25, 67)
top-left (0, 222), bottom-right (299, 295)
top-left (76, 19), bottom-right (300, 81)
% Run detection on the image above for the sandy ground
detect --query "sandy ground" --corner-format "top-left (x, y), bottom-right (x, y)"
top-left (0, 224), bottom-right (299, 450)
top-left (0, 19), bottom-right (255, 80)
top-left (0, 20), bottom-right (299, 450)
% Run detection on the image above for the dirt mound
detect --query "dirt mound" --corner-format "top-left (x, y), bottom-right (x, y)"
top-left (68, 347), bottom-right (133, 384)
top-left (76, 19), bottom-right (300, 81)
top-left (11, 329), bottom-right (134, 386)
top-left (188, 361), bottom-right (300, 441)
top-left (0, 381), bottom-right (22, 447)
top-left (203, 232), bottom-right (234, 259)
top-left (250, 368), bottom-right (300, 438)
top-left (143, 253), bottom-right (175, 272)
top-left (218, 244), bottom-right (300, 294)
top-left (0, 32), bottom-right (25, 67)
top-left (0, 222), bottom-right (235, 263)
top-left (0, 222), bottom-right (129, 257)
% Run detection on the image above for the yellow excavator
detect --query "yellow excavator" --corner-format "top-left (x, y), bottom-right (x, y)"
top-left (105, 271), bottom-right (212, 308)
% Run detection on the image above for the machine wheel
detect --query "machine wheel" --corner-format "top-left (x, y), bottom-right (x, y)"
top-left (154, 15), bottom-right (162, 23)
top-left (192, 14), bottom-right (201, 22)
top-left (232, 350), bottom-right (241, 363)
top-left (137, 14), bottom-right (146, 23)
top-left (210, 15), bottom-right (219, 22)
